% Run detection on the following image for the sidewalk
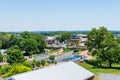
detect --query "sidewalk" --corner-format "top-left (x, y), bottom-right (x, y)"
top-left (80, 50), bottom-right (93, 60)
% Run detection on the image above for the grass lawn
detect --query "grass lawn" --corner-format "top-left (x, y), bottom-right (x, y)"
top-left (78, 62), bottom-right (120, 75)
top-left (63, 48), bottom-right (71, 52)
top-left (77, 60), bottom-right (120, 80)
top-left (49, 49), bottom-right (61, 53)
top-left (73, 50), bottom-right (82, 54)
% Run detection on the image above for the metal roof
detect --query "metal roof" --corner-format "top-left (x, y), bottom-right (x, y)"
top-left (6, 61), bottom-right (94, 80)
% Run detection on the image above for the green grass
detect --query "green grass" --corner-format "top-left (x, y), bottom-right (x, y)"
top-left (78, 61), bottom-right (120, 75)
top-left (63, 49), bottom-right (71, 52)
top-left (49, 49), bottom-right (60, 54)
top-left (49, 48), bottom-right (71, 54)
top-left (77, 60), bottom-right (120, 80)
top-left (74, 50), bottom-right (82, 54)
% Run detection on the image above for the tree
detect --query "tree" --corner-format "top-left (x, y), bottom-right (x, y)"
top-left (20, 38), bottom-right (39, 57)
top-left (116, 36), bottom-right (120, 46)
top-left (9, 34), bottom-right (24, 47)
top-left (34, 35), bottom-right (46, 52)
top-left (0, 33), bottom-right (11, 49)
top-left (7, 47), bottom-right (25, 64)
top-left (86, 27), bottom-right (109, 51)
top-left (0, 52), bottom-right (3, 62)
top-left (105, 47), bottom-right (120, 67)
top-left (56, 36), bottom-right (61, 42)
top-left (99, 33), bottom-right (120, 67)
top-left (20, 31), bottom-right (35, 39)
top-left (0, 40), bottom-right (2, 49)
top-left (20, 33), bottom-right (46, 57)
top-left (97, 35), bottom-right (119, 67)
top-left (49, 55), bottom-right (55, 62)
top-left (58, 32), bottom-right (72, 42)
top-left (86, 27), bottom-right (120, 67)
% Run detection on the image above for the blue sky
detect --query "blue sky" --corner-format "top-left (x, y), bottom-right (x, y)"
top-left (0, 0), bottom-right (120, 31)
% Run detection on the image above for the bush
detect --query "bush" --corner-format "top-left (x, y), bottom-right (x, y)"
top-left (23, 60), bottom-right (32, 68)
top-left (41, 60), bottom-right (46, 66)
top-left (0, 65), bottom-right (12, 76)
top-left (74, 49), bottom-right (79, 52)
top-left (36, 61), bottom-right (41, 67)
top-left (31, 59), bottom-right (37, 68)
top-left (49, 55), bottom-right (55, 62)
top-left (3, 64), bottom-right (32, 78)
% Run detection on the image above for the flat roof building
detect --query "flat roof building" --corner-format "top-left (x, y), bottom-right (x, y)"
top-left (5, 61), bottom-right (94, 80)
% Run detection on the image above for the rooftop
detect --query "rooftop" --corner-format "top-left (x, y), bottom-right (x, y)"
top-left (5, 61), bottom-right (94, 80)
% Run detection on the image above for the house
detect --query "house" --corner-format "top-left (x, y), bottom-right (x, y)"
top-left (5, 61), bottom-right (94, 80)
top-left (45, 36), bottom-right (59, 44)
top-left (67, 39), bottom-right (81, 46)
top-left (77, 34), bottom-right (87, 43)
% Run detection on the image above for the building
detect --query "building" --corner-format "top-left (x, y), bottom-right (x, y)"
top-left (5, 61), bottom-right (94, 80)
top-left (67, 39), bottom-right (81, 46)
top-left (77, 34), bottom-right (87, 43)
top-left (45, 36), bottom-right (59, 44)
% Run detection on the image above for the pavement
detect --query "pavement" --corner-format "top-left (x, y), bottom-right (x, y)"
top-left (99, 73), bottom-right (120, 80)
top-left (80, 50), bottom-right (93, 60)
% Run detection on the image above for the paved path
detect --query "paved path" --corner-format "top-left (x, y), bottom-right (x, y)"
top-left (80, 50), bottom-right (93, 60)
top-left (99, 73), bottom-right (120, 80)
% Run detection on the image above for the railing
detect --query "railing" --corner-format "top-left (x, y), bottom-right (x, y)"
top-left (33, 51), bottom-right (74, 61)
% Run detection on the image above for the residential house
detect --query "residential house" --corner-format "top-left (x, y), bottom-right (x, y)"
top-left (45, 36), bottom-right (59, 44)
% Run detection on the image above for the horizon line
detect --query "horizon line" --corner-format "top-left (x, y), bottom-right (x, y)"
top-left (0, 29), bottom-right (90, 32)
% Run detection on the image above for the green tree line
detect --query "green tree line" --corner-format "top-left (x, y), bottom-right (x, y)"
top-left (86, 27), bottom-right (120, 67)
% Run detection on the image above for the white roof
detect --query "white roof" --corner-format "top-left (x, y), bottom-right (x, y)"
top-left (81, 37), bottom-right (87, 42)
top-left (7, 61), bottom-right (94, 80)
top-left (80, 43), bottom-right (85, 47)
top-left (45, 36), bottom-right (56, 40)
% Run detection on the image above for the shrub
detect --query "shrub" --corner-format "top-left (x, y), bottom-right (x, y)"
top-left (74, 49), bottom-right (79, 52)
top-left (41, 60), bottom-right (46, 66)
top-left (3, 64), bottom-right (32, 78)
top-left (0, 65), bottom-right (12, 76)
top-left (36, 61), bottom-right (41, 67)
top-left (49, 55), bottom-right (55, 62)
top-left (23, 60), bottom-right (32, 68)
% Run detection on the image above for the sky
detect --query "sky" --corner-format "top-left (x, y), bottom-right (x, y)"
top-left (0, 0), bottom-right (120, 32)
